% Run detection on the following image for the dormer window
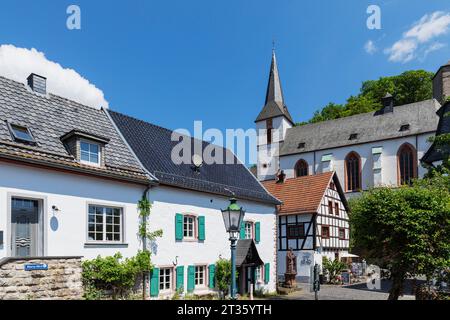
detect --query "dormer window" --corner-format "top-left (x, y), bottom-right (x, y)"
top-left (8, 123), bottom-right (36, 144)
top-left (400, 124), bottom-right (410, 132)
top-left (60, 129), bottom-right (109, 167)
top-left (81, 140), bottom-right (100, 165)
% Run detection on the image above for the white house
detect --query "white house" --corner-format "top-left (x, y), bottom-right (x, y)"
top-left (0, 74), bottom-right (151, 261)
top-left (108, 110), bottom-right (280, 298)
top-left (256, 52), bottom-right (446, 198)
top-left (263, 171), bottom-right (349, 282)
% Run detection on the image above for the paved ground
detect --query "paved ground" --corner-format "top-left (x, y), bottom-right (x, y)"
top-left (271, 280), bottom-right (418, 300)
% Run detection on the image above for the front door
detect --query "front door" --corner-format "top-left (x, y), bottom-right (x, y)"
top-left (11, 198), bottom-right (40, 257)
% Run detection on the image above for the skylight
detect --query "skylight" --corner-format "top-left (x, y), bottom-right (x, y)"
top-left (400, 124), bottom-right (410, 132)
top-left (298, 142), bottom-right (306, 149)
top-left (8, 123), bottom-right (35, 143)
top-left (349, 133), bottom-right (358, 140)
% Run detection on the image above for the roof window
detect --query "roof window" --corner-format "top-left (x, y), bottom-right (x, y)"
top-left (349, 133), bottom-right (358, 140)
top-left (8, 123), bottom-right (35, 144)
top-left (400, 124), bottom-right (410, 132)
top-left (297, 142), bottom-right (306, 149)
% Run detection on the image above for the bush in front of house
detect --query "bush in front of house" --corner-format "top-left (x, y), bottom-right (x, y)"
top-left (81, 250), bottom-right (153, 300)
top-left (322, 257), bottom-right (347, 284)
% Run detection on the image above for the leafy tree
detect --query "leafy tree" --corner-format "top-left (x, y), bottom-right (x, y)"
top-left (215, 258), bottom-right (234, 298)
top-left (350, 184), bottom-right (450, 300)
top-left (297, 70), bottom-right (434, 126)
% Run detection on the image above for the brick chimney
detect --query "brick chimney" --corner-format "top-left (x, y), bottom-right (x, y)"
top-left (433, 61), bottom-right (450, 104)
top-left (27, 73), bottom-right (47, 95)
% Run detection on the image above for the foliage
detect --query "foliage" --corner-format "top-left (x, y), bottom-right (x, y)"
top-left (322, 257), bottom-right (347, 284)
top-left (349, 183), bottom-right (450, 300)
top-left (81, 251), bottom-right (153, 300)
top-left (215, 258), bottom-right (232, 297)
top-left (297, 70), bottom-right (433, 126)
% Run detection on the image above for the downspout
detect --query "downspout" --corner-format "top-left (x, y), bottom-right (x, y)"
top-left (415, 135), bottom-right (419, 178)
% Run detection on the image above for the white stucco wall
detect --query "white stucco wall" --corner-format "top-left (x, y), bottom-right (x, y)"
top-left (279, 134), bottom-right (434, 192)
top-left (0, 161), bottom-right (145, 260)
top-left (148, 185), bottom-right (277, 296)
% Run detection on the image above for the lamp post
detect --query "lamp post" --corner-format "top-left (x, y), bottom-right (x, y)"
top-left (221, 198), bottom-right (245, 300)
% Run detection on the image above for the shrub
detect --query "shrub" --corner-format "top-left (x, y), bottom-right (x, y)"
top-left (322, 257), bottom-right (347, 284)
top-left (215, 258), bottom-right (232, 298)
top-left (82, 251), bottom-right (153, 300)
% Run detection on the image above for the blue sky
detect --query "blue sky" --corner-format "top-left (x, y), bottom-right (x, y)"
top-left (1, 0), bottom-right (450, 160)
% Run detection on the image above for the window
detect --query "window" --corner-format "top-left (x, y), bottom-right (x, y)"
top-left (88, 205), bottom-right (122, 242)
top-left (328, 201), bottom-right (333, 215)
top-left (9, 123), bottom-right (35, 143)
top-left (349, 133), bottom-right (358, 140)
top-left (321, 226), bottom-right (330, 239)
top-left (330, 182), bottom-right (336, 190)
top-left (266, 119), bottom-right (273, 144)
top-left (400, 124), bottom-right (410, 132)
top-left (195, 266), bottom-right (206, 287)
top-left (80, 140), bottom-right (100, 165)
top-left (398, 143), bottom-right (417, 185)
top-left (335, 202), bottom-right (340, 216)
top-left (244, 221), bottom-right (253, 240)
top-left (339, 228), bottom-right (346, 240)
top-left (287, 223), bottom-right (305, 239)
top-left (345, 152), bottom-right (361, 192)
top-left (297, 142), bottom-right (306, 149)
top-left (159, 268), bottom-right (172, 291)
top-left (255, 266), bottom-right (262, 282)
top-left (295, 159), bottom-right (309, 177)
top-left (183, 216), bottom-right (195, 239)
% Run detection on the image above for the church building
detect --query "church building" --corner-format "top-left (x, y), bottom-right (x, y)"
top-left (256, 51), bottom-right (446, 198)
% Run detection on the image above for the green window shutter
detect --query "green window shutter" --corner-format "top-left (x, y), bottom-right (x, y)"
top-left (208, 264), bottom-right (215, 289)
top-left (264, 263), bottom-right (270, 284)
top-left (255, 222), bottom-right (261, 243)
top-left (175, 213), bottom-right (183, 240)
top-left (176, 266), bottom-right (184, 291)
top-left (198, 216), bottom-right (205, 241)
top-left (150, 268), bottom-right (160, 297)
top-left (187, 265), bottom-right (195, 292)
top-left (240, 221), bottom-right (245, 239)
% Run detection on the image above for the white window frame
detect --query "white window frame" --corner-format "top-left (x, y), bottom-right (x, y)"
top-left (80, 139), bottom-right (101, 166)
top-left (87, 204), bottom-right (123, 243)
top-left (194, 265), bottom-right (206, 288)
top-left (244, 221), bottom-right (254, 240)
top-left (183, 215), bottom-right (196, 240)
top-left (159, 267), bottom-right (173, 292)
top-left (255, 266), bottom-right (262, 283)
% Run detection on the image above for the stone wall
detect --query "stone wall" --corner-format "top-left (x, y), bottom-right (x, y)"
top-left (0, 257), bottom-right (83, 300)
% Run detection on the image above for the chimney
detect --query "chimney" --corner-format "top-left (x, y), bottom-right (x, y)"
top-left (381, 93), bottom-right (394, 113)
top-left (433, 61), bottom-right (450, 104)
top-left (27, 73), bottom-right (47, 95)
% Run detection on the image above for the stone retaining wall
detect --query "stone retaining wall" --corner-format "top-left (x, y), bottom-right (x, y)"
top-left (0, 257), bottom-right (83, 300)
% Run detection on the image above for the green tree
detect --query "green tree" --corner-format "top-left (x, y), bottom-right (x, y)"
top-left (297, 70), bottom-right (434, 126)
top-left (350, 185), bottom-right (450, 300)
top-left (215, 258), bottom-right (233, 298)
top-left (322, 257), bottom-right (347, 284)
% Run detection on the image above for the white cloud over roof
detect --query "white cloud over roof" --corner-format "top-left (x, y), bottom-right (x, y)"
top-left (0, 44), bottom-right (109, 109)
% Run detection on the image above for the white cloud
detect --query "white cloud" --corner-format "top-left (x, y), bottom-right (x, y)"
top-left (0, 44), bottom-right (108, 109)
top-left (385, 11), bottom-right (450, 63)
top-left (364, 40), bottom-right (377, 55)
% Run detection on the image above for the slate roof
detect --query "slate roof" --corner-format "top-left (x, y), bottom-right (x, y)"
top-left (280, 99), bottom-right (441, 156)
top-left (108, 110), bottom-right (281, 205)
top-left (0, 75), bottom-right (149, 183)
top-left (262, 172), bottom-right (349, 215)
top-left (255, 51), bottom-right (294, 125)
top-left (422, 101), bottom-right (450, 164)
top-left (236, 239), bottom-right (264, 267)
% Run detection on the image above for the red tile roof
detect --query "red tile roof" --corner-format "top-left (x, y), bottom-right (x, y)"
top-left (262, 172), bottom-right (334, 215)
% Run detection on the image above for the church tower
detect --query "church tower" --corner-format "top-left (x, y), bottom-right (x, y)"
top-left (255, 50), bottom-right (294, 181)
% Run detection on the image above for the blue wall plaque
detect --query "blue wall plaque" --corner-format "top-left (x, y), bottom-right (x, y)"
top-left (24, 263), bottom-right (48, 271)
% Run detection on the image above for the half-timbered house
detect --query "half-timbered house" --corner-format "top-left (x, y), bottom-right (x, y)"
top-left (263, 171), bottom-right (350, 282)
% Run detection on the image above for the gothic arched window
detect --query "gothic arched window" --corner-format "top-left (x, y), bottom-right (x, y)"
top-left (345, 152), bottom-right (361, 192)
top-left (295, 159), bottom-right (309, 177)
top-left (397, 143), bottom-right (417, 185)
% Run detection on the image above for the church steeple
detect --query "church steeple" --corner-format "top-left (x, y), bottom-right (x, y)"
top-left (255, 50), bottom-right (294, 125)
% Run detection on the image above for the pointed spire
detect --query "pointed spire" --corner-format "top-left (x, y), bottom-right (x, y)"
top-left (265, 49), bottom-right (285, 105)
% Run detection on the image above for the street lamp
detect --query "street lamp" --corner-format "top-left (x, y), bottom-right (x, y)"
top-left (221, 198), bottom-right (245, 300)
